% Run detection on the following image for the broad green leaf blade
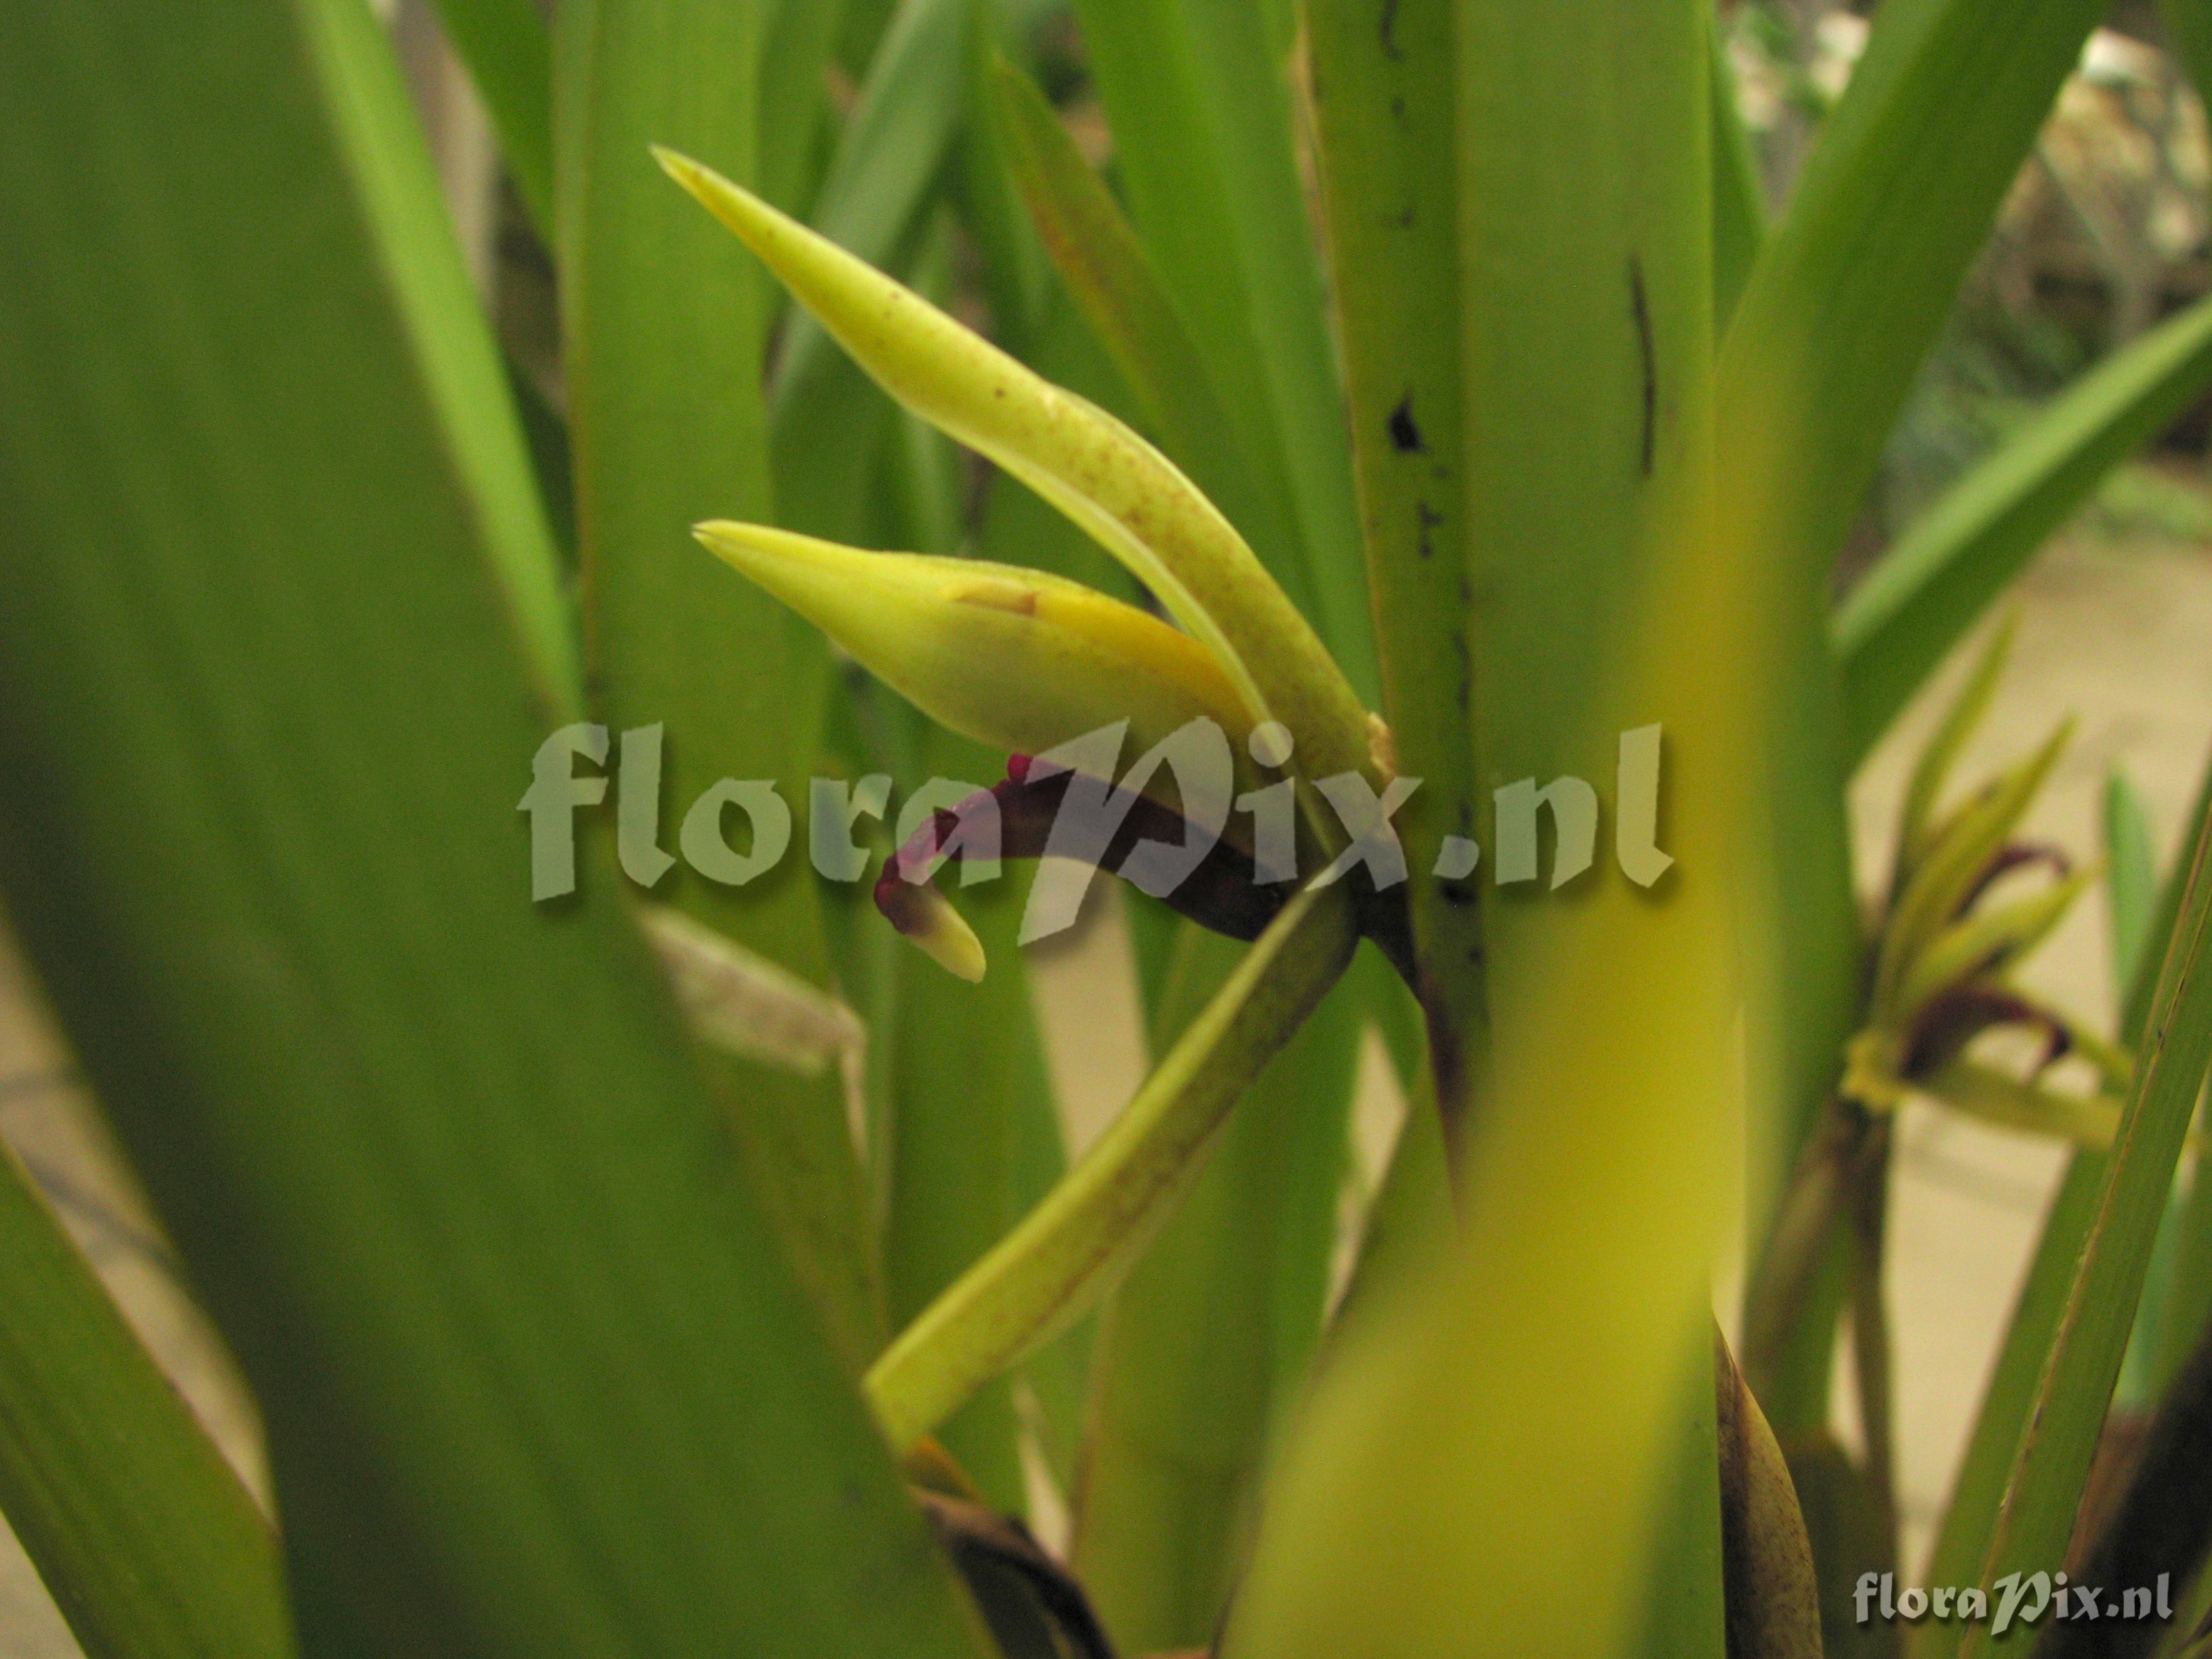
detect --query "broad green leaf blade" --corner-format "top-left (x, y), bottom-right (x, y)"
top-left (864, 882), bottom-right (1358, 1454)
top-left (326, 0), bottom-right (580, 712)
top-left (428, 0), bottom-right (556, 241)
top-left (1956, 792), bottom-right (2212, 1659)
top-left (1454, 0), bottom-right (1714, 874)
top-left (951, 7), bottom-right (1051, 354)
top-left (1835, 293), bottom-right (2212, 766)
top-left (2160, 753), bottom-right (2212, 1401)
top-left (0, 1141), bottom-right (294, 1659)
top-left (1069, 0), bottom-right (1378, 705)
top-left (756, 0), bottom-right (854, 214)
top-left (772, 0), bottom-right (970, 422)
top-left (1069, 931), bottom-right (1364, 1652)
top-left (0, 1), bottom-right (989, 1650)
top-left (1305, 0), bottom-right (1487, 1119)
top-left (1225, 6), bottom-right (1733, 1655)
top-left (1710, 4), bottom-right (1765, 329)
top-left (2109, 771), bottom-right (2161, 1001)
top-left (555, 0), bottom-right (882, 1361)
top-left (1721, 0), bottom-right (2102, 583)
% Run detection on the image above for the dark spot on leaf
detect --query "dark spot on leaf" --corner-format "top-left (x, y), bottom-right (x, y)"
top-left (1388, 394), bottom-right (1425, 453)
top-left (1380, 0), bottom-right (1405, 60)
top-left (1629, 255), bottom-right (1656, 477)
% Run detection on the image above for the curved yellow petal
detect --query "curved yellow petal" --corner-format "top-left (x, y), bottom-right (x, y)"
top-left (695, 520), bottom-right (1254, 764)
top-left (655, 146), bottom-right (1377, 793)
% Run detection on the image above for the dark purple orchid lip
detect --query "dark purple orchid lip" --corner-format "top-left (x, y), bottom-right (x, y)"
top-left (874, 755), bottom-right (1416, 981)
top-left (1955, 840), bottom-right (2072, 919)
top-left (1904, 982), bottom-right (2070, 1081)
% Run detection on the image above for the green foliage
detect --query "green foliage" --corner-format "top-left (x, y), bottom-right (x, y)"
top-left (0, 1144), bottom-right (293, 1659)
top-left (7, 0), bottom-right (2212, 1654)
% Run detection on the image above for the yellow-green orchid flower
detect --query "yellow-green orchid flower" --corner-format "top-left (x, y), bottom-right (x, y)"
top-left (1843, 623), bottom-right (2129, 1148)
top-left (658, 148), bottom-right (1404, 980)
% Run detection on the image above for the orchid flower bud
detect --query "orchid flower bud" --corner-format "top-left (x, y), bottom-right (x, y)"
top-left (693, 520), bottom-right (1254, 769)
top-left (655, 147), bottom-right (1380, 798)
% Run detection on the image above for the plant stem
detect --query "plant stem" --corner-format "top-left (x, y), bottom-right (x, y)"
top-left (1848, 1116), bottom-right (1900, 1555)
top-left (864, 882), bottom-right (1358, 1451)
top-left (1742, 1101), bottom-right (1856, 1401)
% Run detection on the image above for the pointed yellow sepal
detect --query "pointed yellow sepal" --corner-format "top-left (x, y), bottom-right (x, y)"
top-left (695, 521), bottom-right (1255, 766)
top-left (1890, 864), bottom-right (2097, 1024)
top-left (1872, 717), bottom-right (2074, 1012)
top-left (878, 878), bottom-right (987, 984)
top-left (654, 146), bottom-right (1379, 796)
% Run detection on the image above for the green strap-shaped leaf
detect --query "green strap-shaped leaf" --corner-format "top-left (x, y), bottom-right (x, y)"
top-left (1835, 293), bottom-right (2212, 766)
top-left (556, 0), bottom-right (884, 1363)
top-left (864, 881), bottom-right (1359, 1455)
top-left (428, 0), bottom-right (556, 241)
top-left (1709, 3), bottom-right (1765, 329)
top-left (1955, 787), bottom-right (2212, 1659)
top-left (2161, 763), bottom-right (2212, 1401)
top-left (1305, 0), bottom-right (1487, 1120)
top-left (772, 0), bottom-right (970, 419)
top-left (1225, 6), bottom-right (1733, 1655)
top-left (0, 1141), bottom-right (295, 1659)
top-left (326, 0), bottom-right (578, 712)
top-left (1720, 0), bottom-right (2102, 581)
top-left (2109, 771), bottom-right (2162, 1002)
top-left (756, 0), bottom-right (855, 215)
top-left (1069, 0), bottom-right (1378, 706)
top-left (0, 0), bottom-right (990, 1650)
